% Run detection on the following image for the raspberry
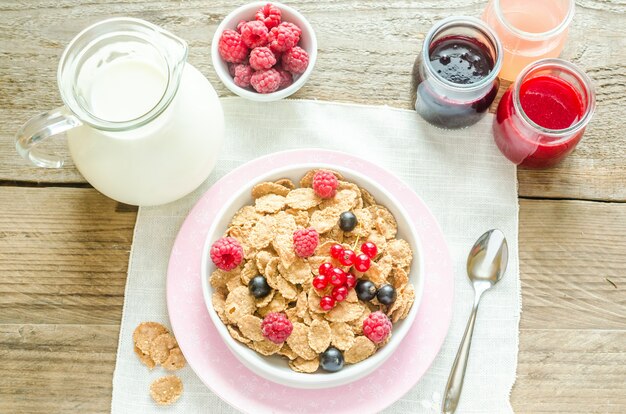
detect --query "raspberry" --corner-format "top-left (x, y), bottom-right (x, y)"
top-left (255, 3), bottom-right (282, 29)
top-left (249, 46), bottom-right (276, 71)
top-left (261, 312), bottom-right (293, 344)
top-left (232, 63), bottom-right (253, 88)
top-left (268, 24), bottom-right (299, 53)
top-left (240, 21), bottom-right (269, 49)
top-left (279, 22), bottom-right (302, 38)
top-left (312, 170), bottom-right (338, 198)
top-left (250, 68), bottom-right (281, 94)
top-left (282, 46), bottom-right (309, 74)
top-left (276, 68), bottom-right (293, 89)
top-left (218, 29), bottom-right (248, 63)
top-left (228, 63), bottom-right (236, 77)
top-left (236, 20), bottom-right (247, 33)
top-left (293, 227), bottom-right (319, 257)
top-left (362, 311), bottom-right (392, 344)
top-left (210, 237), bottom-right (244, 271)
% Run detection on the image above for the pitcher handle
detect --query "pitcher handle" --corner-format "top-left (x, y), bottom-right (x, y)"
top-left (15, 107), bottom-right (81, 168)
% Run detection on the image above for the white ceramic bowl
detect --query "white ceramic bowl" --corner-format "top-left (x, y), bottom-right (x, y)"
top-left (201, 164), bottom-right (425, 389)
top-left (211, 1), bottom-right (317, 101)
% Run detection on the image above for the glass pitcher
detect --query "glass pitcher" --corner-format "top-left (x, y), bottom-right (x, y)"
top-left (16, 18), bottom-right (224, 206)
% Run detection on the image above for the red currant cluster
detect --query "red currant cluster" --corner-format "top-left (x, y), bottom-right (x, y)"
top-left (313, 242), bottom-right (378, 311)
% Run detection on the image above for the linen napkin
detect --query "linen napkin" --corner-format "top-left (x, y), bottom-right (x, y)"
top-left (111, 98), bottom-right (519, 413)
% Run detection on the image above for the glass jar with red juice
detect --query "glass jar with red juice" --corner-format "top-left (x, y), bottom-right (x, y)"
top-left (493, 59), bottom-right (596, 168)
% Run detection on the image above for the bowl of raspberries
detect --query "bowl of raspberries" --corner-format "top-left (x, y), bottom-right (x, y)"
top-left (212, 2), bottom-right (317, 100)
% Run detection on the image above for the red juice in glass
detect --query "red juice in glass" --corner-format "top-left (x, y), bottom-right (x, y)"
top-left (493, 59), bottom-right (596, 168)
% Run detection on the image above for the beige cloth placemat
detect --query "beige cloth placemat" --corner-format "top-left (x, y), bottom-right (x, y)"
top-left (111, 97), bottom-right (519, 413)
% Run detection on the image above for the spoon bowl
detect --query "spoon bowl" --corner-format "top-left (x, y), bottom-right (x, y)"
top-left (467, 229), bottom-right (508, 287)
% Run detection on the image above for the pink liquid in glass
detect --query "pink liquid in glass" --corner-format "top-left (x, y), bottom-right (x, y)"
top-left (482, 0), bottom-right (574, 81)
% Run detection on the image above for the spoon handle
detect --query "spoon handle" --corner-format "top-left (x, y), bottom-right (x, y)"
top-left (442, 292), bottom-right (482, 414)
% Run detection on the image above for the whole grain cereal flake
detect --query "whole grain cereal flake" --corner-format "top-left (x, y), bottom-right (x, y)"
top-left (150, 375), bottom-right (183, 406)
top-left (133, 322), bottom-right (169, 355)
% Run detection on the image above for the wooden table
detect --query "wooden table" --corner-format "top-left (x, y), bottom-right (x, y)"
top-left (1, 1), bottom-right (624, 412)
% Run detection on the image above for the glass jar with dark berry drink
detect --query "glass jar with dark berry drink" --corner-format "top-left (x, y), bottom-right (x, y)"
top-left (411, 17), bottom-right (503, 129)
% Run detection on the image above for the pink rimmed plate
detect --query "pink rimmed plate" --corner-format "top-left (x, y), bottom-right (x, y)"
top-left (166, 149), bottom-right (453, 413)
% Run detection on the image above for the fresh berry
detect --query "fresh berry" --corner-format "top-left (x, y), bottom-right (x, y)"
top-left (282, 46), bottom-right (309, 74)
top-left (312, 274), bottom-right (329, 290)
top-left (249, 46), bottom-right (276, 70)
top-left (339, 249), bottom-right (356, 266)
top-left (276, 68), bottom-right (293, 89)
top-left (338, 211), bottom-right (357, 232)
top-left (318, 262), bottom-right (333, 277)
top-left (320, 347), bottom-right (344, 372)
top-left (279, 22), bottom-right (302, 38)
top-left (293, 227), bottom-right (319, 257)
top-left (353, 253), bottom-right (371, 272)
top-left (330, 243), bottom-right (344, 259)
top-left (360, 242), bottom-right (378, 259)
top-left (345, 272), bottom-right (357, 289)
top-left (228, 63), bottom-right (237, 77)
top-left (261, 312), bottom-right (293, 344)
top-left (320, 295), bottom-right (335, 311)
top-left (232, 63), bottom-right (254, 88)
top-left (268, 23), bottom-right (300, 53)
top-left (362, 311), bottom-right (392, 344)
top-left (210, 237), bottom-right (244, 271)
top-left (355, 279), bottom-right (377, 301)
top-left (236, 20), bottom-right (247, 33)
top-left (312, 170), bottom-right (339, 199)
top-left (329, 268), bottom-right (346, 287)
top-left (331, 285), bottom-right (349, 302)
top-left (255, 3), bottom-right (282, 29)
top-left (240, 21), bottom-right (269, 49)
top-left (250, 68), bottom-right (281, 94)
top-left (218, 29), bottom-right (248, 63)
top-left (248, 275), bottom-right (271, 298)
top-left (377, 284), bottom-right (397, 305)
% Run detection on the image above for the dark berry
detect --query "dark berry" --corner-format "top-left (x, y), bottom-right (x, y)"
top-left (320, 295), bottom-right (335, 311)
top-left (331, 285), bottom-right (349, 302)
top-left (329, 268), bottom-right (347, 287)
top-left (320, 347), bottom-right (344, 372)
top-left (355, 279), bottom-right (377, 301)
top-left (345, 273), bottom-right (357, 289)
top-left (377, 284), bottom-right (397, 305)
top-left (353, 253), bottom-right (371, 272)
top-left (248, 275), bottom-right (271, 298)
top-left (330, 243), bottom-right (344, 259)
top-left (360, 242), bottom-right (378, 259)
top-left (339, 249), bottom-right (356, 266)
top-left (312, 274), bottom-right (329, 290)
top-left (339, 211), bottom-right (357, 232)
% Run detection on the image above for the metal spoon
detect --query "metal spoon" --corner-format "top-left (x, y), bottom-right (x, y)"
top-left (442, 229), bottom-right (509, 414)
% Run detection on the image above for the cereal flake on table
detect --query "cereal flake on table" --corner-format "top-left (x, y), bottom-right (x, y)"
top-left (208, 169), bottom-right (416, 373)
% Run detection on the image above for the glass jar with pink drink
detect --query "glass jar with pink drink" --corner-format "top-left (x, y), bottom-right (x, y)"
top-left (493, 59), bottom-right (596, 169)
top-left (482, 0), bottom-right (575, 81)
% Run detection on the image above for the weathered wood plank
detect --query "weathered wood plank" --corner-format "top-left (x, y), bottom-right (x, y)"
top-left (0, 0), bottom-right (625, 201)
top-left (0, 187), bottom-right (135, 325)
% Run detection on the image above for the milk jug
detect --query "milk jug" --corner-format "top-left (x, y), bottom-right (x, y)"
top-left (16, 18), bottom-right (224, 206)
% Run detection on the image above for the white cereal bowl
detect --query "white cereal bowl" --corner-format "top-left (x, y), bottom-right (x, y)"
top-left (211, 1), bottom-right (317, 101)
top-left (201, 164), bottom-right (425, 389)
